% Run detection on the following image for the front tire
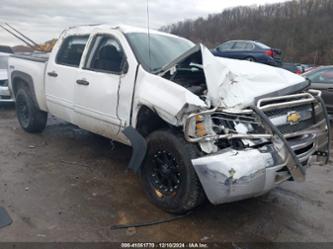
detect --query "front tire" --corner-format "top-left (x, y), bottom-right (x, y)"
top-left (15, 87), bottom-right (47, 133)
top-left (141, 129), bottom-right (205, 214)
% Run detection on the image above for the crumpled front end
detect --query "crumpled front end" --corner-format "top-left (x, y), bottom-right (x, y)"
top-left (130, 42), bottom-right (329, 205)
top-left (186, 90), bottom-right (330, 205)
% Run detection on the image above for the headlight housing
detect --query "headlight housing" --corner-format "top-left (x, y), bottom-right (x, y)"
top-left (187, 114), bottom-right (215, 139)
top-left (184, 109), bottom-right (270, 144)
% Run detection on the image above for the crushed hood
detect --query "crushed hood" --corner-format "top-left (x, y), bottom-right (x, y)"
top-left (160, 44), bottom-right (308, 111)
top-left (201, 45), bottom-right (308, 110)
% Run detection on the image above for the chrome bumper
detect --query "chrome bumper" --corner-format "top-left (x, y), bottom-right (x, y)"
top-left (0, 86), bottom-right (14, 102)
top-left (189, 90), bottom-right (330, 205)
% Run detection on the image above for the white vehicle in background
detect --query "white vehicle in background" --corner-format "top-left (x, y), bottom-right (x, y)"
top-left (7, 25), bottom-right (330, 213)
top-left (0, 52), bottom-right (14, 102)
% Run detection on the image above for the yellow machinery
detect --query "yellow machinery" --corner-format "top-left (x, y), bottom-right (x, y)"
top-left (0, 23), bottom-right (56, 53)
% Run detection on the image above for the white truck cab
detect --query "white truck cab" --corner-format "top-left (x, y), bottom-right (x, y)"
top-left (8, 25), bottom-right (330, 213)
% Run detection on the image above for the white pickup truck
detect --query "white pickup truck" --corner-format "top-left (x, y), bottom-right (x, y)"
top-left (8, 25), bottom-right (330, 213)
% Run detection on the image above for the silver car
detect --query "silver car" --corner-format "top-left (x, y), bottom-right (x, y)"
top-left (0, 52), bottom-right (14, 102)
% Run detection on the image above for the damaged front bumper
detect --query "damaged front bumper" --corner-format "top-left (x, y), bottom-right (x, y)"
top-left (193, 148), bottom-right (290, 204)
top-left (187, 90), bottom-right (330, 205)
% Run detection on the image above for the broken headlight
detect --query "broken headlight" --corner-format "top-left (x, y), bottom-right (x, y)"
top-left (185, 110), bottom-right (270, 151)
top-left (186, 114), bottom-right (215, 139)
top-left (186, 113), bottom-right (219, 153)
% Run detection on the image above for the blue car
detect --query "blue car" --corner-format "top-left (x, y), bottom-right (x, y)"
top-left (211, 40), bottom-right (282, 67)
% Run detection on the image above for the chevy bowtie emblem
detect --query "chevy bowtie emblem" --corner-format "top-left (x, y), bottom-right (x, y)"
top-left (287, 112), bottom-right (301, 124)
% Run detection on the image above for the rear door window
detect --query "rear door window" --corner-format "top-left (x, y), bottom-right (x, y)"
top-left (218, 42), bottom-right (234, 51)
top-left (244, 42), bottom-right (255, 50)
top-left (255, 42), bottom-right (270, 49)
top-left (233, 41), bottom-right (251, 50)
top-left (56, 35), bottom-right (89, 67)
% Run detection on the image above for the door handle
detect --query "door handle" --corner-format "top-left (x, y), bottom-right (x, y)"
top-left (47, 71), bottom-right (58, 77)
top-left (76, 79), bottom-right (90, 86)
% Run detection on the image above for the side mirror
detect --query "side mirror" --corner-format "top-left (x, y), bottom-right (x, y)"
top-left (122, 60), bottom-right (129, 74)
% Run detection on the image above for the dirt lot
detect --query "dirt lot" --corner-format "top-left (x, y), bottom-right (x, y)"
top-left (0, 104), bottom-right (333, 242)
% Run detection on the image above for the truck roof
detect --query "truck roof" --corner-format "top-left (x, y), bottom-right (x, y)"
top-left (62, 24), bottom-right (178, 39)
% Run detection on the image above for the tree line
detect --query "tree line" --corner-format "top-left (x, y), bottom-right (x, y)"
top-left (160, 0), bottom-right (333, 65)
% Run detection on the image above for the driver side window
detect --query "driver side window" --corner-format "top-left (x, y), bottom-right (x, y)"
top-left (85, 34), bottom-right (126, 74)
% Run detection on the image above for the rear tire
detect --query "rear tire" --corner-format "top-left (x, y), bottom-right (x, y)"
top-left (245, 57), bottom-right (256, 62)
top-left (141, 129), bottom-right (205, 214)
top-left (15, 87), bottom-right (47, 133)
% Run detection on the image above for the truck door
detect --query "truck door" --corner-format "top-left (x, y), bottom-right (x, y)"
top-left (74, 33), bottom-right (132, 141)
top-left (45, 35), bottom-right (89, 122)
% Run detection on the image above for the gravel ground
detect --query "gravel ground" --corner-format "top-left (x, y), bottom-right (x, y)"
top-left (0, 104), bottom-right (333, 242)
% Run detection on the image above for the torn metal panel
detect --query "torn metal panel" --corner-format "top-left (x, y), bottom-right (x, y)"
top-left (158, 43), bottom-right (307, 110)
top-left (200, 44), bottom-right (307, 109)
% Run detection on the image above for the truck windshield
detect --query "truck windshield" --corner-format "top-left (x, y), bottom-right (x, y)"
top-left (126, 32), bottom-right (194, 72)
top-left (0, 56), bottom-right (8, 69)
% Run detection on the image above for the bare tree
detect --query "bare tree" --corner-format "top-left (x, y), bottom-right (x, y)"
top-left (160, 0), bottom-right (333, 65)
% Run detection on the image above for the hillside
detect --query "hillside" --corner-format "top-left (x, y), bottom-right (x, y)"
top-left (160, 0), bottom-right (333, 65)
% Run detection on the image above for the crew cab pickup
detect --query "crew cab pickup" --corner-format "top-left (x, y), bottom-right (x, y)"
top-left (8, 25), bottom-right (330, 213)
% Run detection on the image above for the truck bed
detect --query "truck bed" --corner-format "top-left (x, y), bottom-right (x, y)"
top-left (8, 52), bottom-right (49, 111)
top-left (10, 52), bottom-right (49, 63)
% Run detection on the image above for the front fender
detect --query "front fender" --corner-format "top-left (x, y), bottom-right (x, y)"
top-left (133, 69), bottom-right (207, 127)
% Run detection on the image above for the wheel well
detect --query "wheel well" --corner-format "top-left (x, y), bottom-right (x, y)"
top-left (12, 77), bottom-right (29, 97)
top-left (11, 75), bottom-right (40, 108)
top-left (135, 106), bottom-right (171, 137)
